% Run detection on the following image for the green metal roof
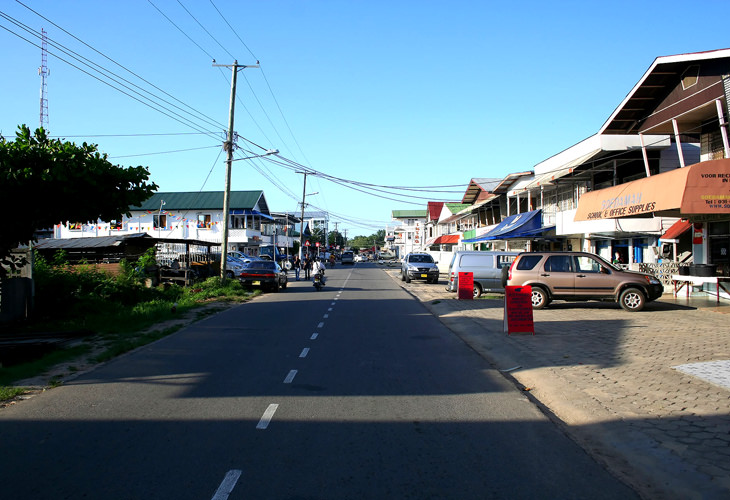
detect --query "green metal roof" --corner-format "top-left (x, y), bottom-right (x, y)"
top-left (132, 191), bottom-right (266, 212)
top-left (392, 210), bottom-right (427, 218)
top-left (444, 203), bottom-right (471, 214)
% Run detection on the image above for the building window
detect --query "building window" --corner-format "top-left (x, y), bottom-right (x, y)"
top-left (197, 214), bottom-right (212, 229)
top-left (153, 214), bottom-right (167, 229)
top-left (709, 221), bottom-right (730, 274)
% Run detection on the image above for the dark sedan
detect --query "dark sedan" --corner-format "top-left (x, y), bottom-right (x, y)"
top-left (238, 261), bottom-right (288, 292)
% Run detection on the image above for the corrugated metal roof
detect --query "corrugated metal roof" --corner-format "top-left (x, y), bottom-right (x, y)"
top-left (34, 233), bottom-right (154, 250)
top-left (392, 210), bottom-right (428, 218)
top-left (132, 191), bottom-right (265, 211)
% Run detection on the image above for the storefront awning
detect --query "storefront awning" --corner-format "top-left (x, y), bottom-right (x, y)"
top-left (574, 159), bottom-right (730, 221)
top-left (462, 210), bottom-right (543, 242)
top-left (659, 219), bottom-right (692, 242)
top-left (432, 234), bottom-right (460, 245)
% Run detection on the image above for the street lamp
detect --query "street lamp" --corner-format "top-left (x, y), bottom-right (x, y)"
top-left (220, 149), bottom-right (279, 282)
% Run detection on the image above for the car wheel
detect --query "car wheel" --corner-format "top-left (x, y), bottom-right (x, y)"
top-left (401, 271), bottom-right (406, 281)
top-left (226, 270), bottom-right (234, 279)
top-left (281, 279), bottom-right (288, 289)
top-left (531, 286), bottom-right (550, 310)
top-left (619, 288), bottom-right (645, 312)
top-left (473, 283), bottom-right (482, 298)
top-left (272, 281), bottom-right (280, 293)
top-left (405, 274), bottom-right (411, 283)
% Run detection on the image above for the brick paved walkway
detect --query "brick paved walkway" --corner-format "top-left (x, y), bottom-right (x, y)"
top-left (383, 266), bottom-right (730, 500)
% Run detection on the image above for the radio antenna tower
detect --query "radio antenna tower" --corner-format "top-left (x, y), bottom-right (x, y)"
top-left (38, 28), bottom-right (49, 129)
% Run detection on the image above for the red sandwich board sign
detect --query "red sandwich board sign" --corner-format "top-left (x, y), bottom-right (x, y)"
top-left (503, 285), bottom-right (534, 335)
top-left (458, 272), bottom-right (474, 300)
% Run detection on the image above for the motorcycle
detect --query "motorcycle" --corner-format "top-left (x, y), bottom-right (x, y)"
top-left (313, 270), bottom-right (325, 291)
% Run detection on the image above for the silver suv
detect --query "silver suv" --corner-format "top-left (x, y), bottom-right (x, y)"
top-left (401, 252), bottom-right (439, 284)
top-left (506, 251), bottom-right (664, 311)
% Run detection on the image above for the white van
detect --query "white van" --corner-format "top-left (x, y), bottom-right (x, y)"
top-left (446, 251), bottom-right (519, 297)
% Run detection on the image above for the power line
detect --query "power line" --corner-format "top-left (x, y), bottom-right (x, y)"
top-left (110, 144), bottom-right (220, 159)
top-left (16, 0), bottom-right (227, 134)
top-left (146, 0), bottom-right (216, 61)
top-left (0, 14), bottom-right (221, 137)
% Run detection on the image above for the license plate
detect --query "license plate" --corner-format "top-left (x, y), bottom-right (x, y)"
top-left (252, 281), bottom-right (261, 286)
top-left (421, 274), bottom-right (428, 278)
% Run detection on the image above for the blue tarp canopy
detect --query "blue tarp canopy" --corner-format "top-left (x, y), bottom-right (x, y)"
top-left (229, 209), bottom-right (274, 220)
top-left (462, 210), bottom-right (548, 242)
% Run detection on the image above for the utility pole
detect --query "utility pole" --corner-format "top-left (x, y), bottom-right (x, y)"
top-left (333, 222), bottom-right (339, 249)
top-left (298, 172), bottom-right (308, 260)
top-left (213, 60), bottom-right (259, 282)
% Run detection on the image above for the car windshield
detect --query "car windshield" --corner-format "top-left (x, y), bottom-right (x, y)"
top-left (409, 254), bottom-right (433, 264)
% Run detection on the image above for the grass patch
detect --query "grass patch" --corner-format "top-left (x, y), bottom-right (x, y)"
top-left (93, 326), bottom-right (182, 364)
top-left (0, 344), bottom-right (91, 386)
top-left (1, 261), bottom-right (255, 390)
top-left (0, 386), bottom-right (27, 401)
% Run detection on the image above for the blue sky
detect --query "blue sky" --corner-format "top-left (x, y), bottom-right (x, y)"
top-left (2, 0), bottom-right (728, 237)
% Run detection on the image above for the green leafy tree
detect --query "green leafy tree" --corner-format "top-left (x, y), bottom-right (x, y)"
top-left (350, 230), bottom-right (385, 250)
top-left (0, 126), bottom-right (158, 277)
top-left (327, 230), bottom-right (345, 248)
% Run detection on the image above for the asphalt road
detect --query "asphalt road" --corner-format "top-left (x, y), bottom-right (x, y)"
top-left (0, 263), bottom-right (638, 499)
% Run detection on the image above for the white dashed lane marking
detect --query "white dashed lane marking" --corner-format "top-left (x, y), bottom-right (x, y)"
top-left (283, 370), bottom-right (297, 384)
top-left (211, 469), bottom-right (242, 500)
top-left (256, 404), bottom-right (279, 430)
top-left (299, 348), bottom-right (310, 358)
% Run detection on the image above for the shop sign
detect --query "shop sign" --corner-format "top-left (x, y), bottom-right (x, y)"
top-left (458, 272), bottom-right (473, 300)
top-left (503, 286), bottom-right (535, 335)
top-left (693, 223), bottom-right (704, 244)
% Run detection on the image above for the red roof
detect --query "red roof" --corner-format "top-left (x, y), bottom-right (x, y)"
top-left (427, 201), bottom-right (444, 221)
top-left (432, 234), bottom-right (460, 245)
top-left (661, 219), bottom-right (692, 241)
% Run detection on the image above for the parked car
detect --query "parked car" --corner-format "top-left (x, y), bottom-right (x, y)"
top-left (224, 256), bottom-right (250, 278)
top-left (341, 250), bottom-right (355, 265)
top-left (354, 253), bottom-right (367, 263)
top-left (401, 252), bottom-right (440, 283)
top-left (446, 250), bottom-right (519, 297)
top-left (228, 251), bottom-right (259, 264)
top-left (506, 251), bottom-right (664, 311)
top-left (238, 260), bottom-right (288, 292)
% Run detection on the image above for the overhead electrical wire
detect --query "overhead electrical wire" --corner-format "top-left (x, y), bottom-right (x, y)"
top-left (15, 1), bottom-right (227, 135)
top-left (110, 144), bottom-right (220, 159)
top-left (6, 2), bottom-right (462, 227)
top-left (0, 12), bottom-right (222, 138)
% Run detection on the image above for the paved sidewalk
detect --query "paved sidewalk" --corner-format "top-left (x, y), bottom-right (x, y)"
top-left (384, 268), bottom-right (730, 500)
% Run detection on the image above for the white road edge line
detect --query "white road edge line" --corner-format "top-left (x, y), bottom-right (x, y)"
top-left (211, 469), bottom-right (242, 500)
top-left (256, 404), bottom-right (279, 430)
top-left (300, 347), bottom-right (310, 358)
top-left (284, 370), bottom-right (297, 383)
top-left (310, 333), bottom-right (318, 340)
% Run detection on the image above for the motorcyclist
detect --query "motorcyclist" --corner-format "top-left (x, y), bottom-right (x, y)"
top-left (312, 258), bottom-right (326, 284)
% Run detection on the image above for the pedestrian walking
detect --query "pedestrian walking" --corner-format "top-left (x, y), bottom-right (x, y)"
top-left (293, 255), bottom-right (301, 281)
top-left (304, 255), bottom-right (312, 280)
